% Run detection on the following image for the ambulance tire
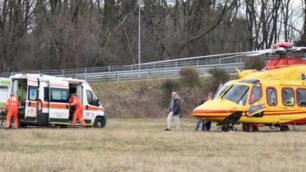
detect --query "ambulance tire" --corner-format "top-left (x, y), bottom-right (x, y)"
top-left (58, 125), bottom-right (67, 128)
top-left (19, 123), bottom-right (27, 128)
top-left (94, 116), bottom-right (106, 128)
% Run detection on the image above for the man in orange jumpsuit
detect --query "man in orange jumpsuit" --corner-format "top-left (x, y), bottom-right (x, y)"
top-left (69, 93), bottom-right (86, 127)
top-left (5, 93), bottom-right (20, 129)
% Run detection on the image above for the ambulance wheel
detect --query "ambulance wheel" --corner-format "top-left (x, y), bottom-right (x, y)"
top-left (94, 116), bottom-right (106, 128)
top-left (58, 125), bottom-right (67, 128)
top-left (19, 123), bottom-right (27, 128)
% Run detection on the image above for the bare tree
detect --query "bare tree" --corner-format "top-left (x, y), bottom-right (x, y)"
top-left (0, 0), bottom-right (302, 72)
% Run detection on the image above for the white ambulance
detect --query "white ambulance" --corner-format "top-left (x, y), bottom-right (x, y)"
top-left (9, 74), bottom-right (106, 128)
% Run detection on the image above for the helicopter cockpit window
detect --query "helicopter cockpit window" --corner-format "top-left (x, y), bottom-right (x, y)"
top-left (266, 88), bottom-right (277, 106)
top-left (249, 84), bottom-right (262, 104)
top-left (282, 88), bottom-right (295, 106)
top-left (297, 89), bottom-right (306, 107)
top-left (214, 83), bottom-right (229, 99)
top-left (223, 85), bottom-right (249, 105)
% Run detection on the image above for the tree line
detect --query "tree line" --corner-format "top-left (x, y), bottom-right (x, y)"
top-left (0, 0), bottom-right (305, 72)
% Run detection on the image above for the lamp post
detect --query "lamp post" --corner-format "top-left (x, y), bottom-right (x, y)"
top-left (138, 0), bottom-right (141, 70)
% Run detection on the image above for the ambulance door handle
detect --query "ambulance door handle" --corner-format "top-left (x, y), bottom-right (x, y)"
top-left (86, 105), bottom-right (89, 110)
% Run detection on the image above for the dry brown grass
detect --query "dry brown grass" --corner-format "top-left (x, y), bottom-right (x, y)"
top-left (0, 118), bottom-right (306, 172)
top-left (91, 79), bottom-right (208, 118)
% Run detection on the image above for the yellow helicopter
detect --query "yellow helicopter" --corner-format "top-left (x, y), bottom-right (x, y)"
top-left (193, 42), bottom-right (306, 131)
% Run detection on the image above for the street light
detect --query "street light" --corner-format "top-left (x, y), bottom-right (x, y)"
top-left (138, 0), bottom-right (141, 70)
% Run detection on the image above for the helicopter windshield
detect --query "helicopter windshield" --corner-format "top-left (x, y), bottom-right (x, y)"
top-left (214, 82), bottom-right (230, 99)
top-left (223, 85), bottom-right (249, 105)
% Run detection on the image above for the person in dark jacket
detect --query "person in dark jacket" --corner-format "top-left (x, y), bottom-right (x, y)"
top-left (165, 92), bottom-right (181, 131)
top-left (195, 93), bottom-right (212, 131)
top-left (195, 96), bottom-right (207, 131)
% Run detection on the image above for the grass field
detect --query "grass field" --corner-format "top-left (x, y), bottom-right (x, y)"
top-left (0, 118), bottom-right (306, 172)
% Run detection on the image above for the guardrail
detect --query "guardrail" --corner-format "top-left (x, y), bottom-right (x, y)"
top-left (70, 62), bottom-right (245, 82)
top-left (0, 53), bottom-right (304, 81)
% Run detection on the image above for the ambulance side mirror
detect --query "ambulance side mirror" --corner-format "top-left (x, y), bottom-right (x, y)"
top-left (94, 100), bottom-right (100, 106)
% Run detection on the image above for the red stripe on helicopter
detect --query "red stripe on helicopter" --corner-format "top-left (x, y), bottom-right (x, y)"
top-left (193, 109), bottom-right (238, 113)
top-left (285, 118), bottom-right (306, 125)
top-left (264, 111), bottom-right (306, 115)
top-left (194, 110), bottom-right (306, 118)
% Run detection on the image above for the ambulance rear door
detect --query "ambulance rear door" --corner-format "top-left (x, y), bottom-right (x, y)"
top-left (48, 80), bottom-right (70, 122)
top-left (25, 79), bottom-right (39, 119)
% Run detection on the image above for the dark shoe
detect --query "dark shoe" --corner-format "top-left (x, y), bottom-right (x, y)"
top-left (164, 128), bottom-right (170, 131)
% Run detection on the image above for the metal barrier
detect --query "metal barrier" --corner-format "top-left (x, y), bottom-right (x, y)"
top-left (63, 62), bottom-right (245, 82)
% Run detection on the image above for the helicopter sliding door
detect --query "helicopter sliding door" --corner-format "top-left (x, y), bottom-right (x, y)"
top-left (248, 83), bottom-right (264, 117)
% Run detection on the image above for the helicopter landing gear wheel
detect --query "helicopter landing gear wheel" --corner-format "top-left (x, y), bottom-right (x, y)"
top-left (221, 125), bottom-right (232, 132)
top-left (242, 123), bottom-right (258, 132)
top-left (280, 125), bottom-right (289, 131)
top-left (222, 112), bottom-right (242, 132)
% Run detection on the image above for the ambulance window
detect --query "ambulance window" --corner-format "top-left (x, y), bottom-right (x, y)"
top-left (249, 84), bottom-right (262, 104)
top-left (267, 88), bottom-right (277, 106)
top-left (297, 89), bottom-right (306, 107)
top-left (28, 86), bottom-right (38, 101)
top-left (282, 88), bottom-right (295, 106)
top-left (44, 87), bottom-right (49, 102)
top-left (86, 91), bottom-right (93, 104)
top-left (51, 89), bottom-right (69, 103)
top-left (0, 86), bottom-right (8, 102)
top-left (87, 90), bottom-right (99, 106)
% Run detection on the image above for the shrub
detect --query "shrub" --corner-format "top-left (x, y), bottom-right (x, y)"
top-left (161, 79), bottom-right (180, 105)
top-left (138, 80), bottom-right (149, 95)
top-left (162, 79), bottom-right (180, 94)
top-left (179, 67), bottom-right (199, 87)
top-left (244, 56), bottom-right (265, 70)
top-left (208, 68), bottom-right (229, 92)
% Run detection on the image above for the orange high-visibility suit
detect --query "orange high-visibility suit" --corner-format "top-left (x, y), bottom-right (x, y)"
top-left (5, 95), bottom-right (20, 129)
top-left (69, 95), bottom-right (86, 127)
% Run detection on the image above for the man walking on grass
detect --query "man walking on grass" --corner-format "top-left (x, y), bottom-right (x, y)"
top-left (165, 91), bottom-right (181, 131)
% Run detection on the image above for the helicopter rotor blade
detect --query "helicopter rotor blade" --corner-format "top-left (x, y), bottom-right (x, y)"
top-left (272, 47), bottom-right (286, 54)
top-left (292, 47), bottom-right (306, 53)
top-left (247, 46), bottom-right (306, 57)
top-left (247, 49), bottom-right (273, 57)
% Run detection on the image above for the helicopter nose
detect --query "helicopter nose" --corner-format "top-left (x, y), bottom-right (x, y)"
top-left (192, 99), bottom-right (245, 120)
